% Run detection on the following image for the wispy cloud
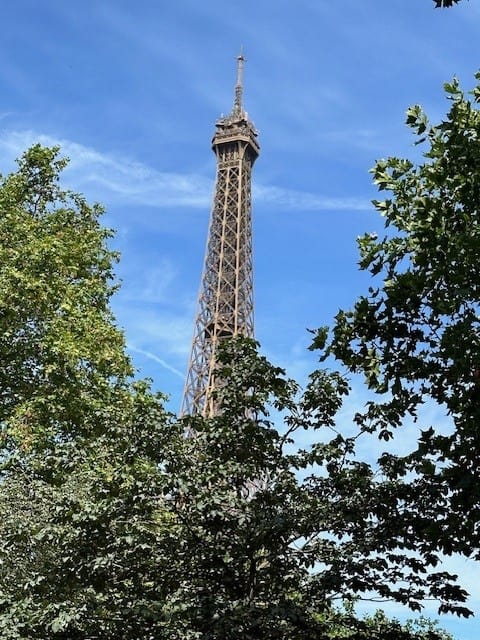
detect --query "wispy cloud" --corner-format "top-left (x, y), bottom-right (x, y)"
top-left (127, 344), bottom-right (184, 379)
top-left (255, 184), bottom-right (370, 212)
top-left (121, 260), bottom-right (179, 305)
top-left (0, 130), bottom-right (212, 208)
top-left (115, 305), bottom-right (193, 357)
top-left (0, 129), bottom-right (369, 213)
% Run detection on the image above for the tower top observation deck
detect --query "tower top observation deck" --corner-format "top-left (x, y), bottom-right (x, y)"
top-left (213, 53), bottom-right (259, 157)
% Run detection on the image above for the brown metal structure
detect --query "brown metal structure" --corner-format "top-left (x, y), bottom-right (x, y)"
top-left (181, 54), bottom-right (260, 417)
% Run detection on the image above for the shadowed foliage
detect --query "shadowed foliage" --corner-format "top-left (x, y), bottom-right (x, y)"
top-left (0, 142), bottom-right (462, 638)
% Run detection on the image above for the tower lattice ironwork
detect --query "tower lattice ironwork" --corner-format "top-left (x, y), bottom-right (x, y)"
top-left (181, 54), bottom-right (260, 417)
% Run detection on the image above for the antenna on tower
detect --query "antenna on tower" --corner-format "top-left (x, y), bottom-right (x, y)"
top-left (233, 48), bottom-right (245, 116)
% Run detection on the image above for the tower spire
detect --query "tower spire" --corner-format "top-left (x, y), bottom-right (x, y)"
top-left (181, 55), bottom-right (260, 418)
top-left (233, 50), bottom-right (245, 116)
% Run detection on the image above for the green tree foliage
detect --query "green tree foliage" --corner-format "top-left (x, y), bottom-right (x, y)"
top-left (0, 145), bottom-right (132, 472)
top-left (434, 0), bottom-right (465, 8)
top-left (165, 338), bottom-right (460, 638)
top-left (0, 147), bottom-right (457, 638)
top-left (0, 390), bottom-right (181, 638)
top-left (315, 73), bottom-right (480, 591)
top-left (0, 146), bottom-right (182, 637)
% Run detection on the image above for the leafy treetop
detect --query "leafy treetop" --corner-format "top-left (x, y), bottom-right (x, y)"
top-left (0, 139), bottom-right (464, 638)
top-left (434, 0), bottom-right (465, 7)
top-left (313, 73), bottom-right (480, 584)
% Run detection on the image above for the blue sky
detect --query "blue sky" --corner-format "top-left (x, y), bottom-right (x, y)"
top-left (1, 0), bottom-right (480, 637)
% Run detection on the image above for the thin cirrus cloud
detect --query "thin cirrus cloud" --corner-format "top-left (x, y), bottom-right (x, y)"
top-left (254, 184), bottom-right (370, 212)
top-left (0, 130), bottom-right (212, 208)
top-left (120, 261), bottom-right (180, 305)
top-left (0, 129), bottom-right (369, 212)
top-left (127, 345), bottom-right (184, 380)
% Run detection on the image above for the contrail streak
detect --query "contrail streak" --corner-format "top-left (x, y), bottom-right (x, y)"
top-left (128, 345), bottom-right (184, 379)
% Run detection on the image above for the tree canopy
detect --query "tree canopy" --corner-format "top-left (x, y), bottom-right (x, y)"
top-left (434, 0), bottom-right (466, 8)
top-left (0, 147), bottom-right (461, 637)
top-left (0, 145), bottom-right (181, 637)
top-left (313, 72), bottom-right (480, 601)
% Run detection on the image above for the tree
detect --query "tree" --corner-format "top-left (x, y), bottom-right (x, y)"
top-left (434, 0), bottom-right (465, 8)
top-left (314, 73), bottom-right (480, 580)
top-left (0, 147), bottom-right (457, 638)
top-left (0, 146), bottom-right (183, 638)
top-left (0, 385), bottom-right (183, 639)
top-left (164, 338), bottom-right (464, 638)
top-left (0, 144), bottom-right (132, 472)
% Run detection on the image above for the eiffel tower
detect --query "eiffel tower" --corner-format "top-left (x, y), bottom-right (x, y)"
top-left (181, 54), bottom-right (260, 417)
